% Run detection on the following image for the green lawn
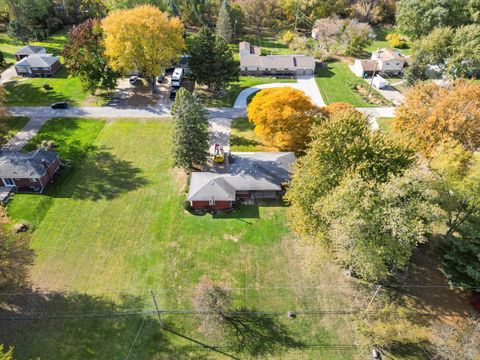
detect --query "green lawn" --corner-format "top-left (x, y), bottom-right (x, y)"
top-left (0, 29), bottom-right (68, 64)
top-left (0, 116), bottom-right (29, 146)
top-left (316, 60), bottom-right (385, 107)
top-left (2, 117), bottom-right (362, 359)
top-left (230, 117), bottom-right (279, 152)
top-left (365, 27), bottom-right (412, 56)
top-left (199, 76), bottom-right (296, 108)
top-left (4, 67), bottom-right (110, 106)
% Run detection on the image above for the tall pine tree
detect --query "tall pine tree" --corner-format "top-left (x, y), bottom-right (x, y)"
top-left (216, 0), bottom-right (233, 42)
top-left (171, 88), bottom-right (210, 171)
top-left (189, 26), bottom-right (239, 91)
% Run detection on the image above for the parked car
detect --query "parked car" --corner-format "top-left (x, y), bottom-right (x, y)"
top-left (171, 68), bottom-right (184, 88)
top-left (129, 76), bottom-right (139, 85)
top-left (51, 102), bottom-right (68, 109)
top-left (169, 89), bottom-right (177, 101)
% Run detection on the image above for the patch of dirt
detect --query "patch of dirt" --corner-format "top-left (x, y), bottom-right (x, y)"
top-left (223, 234), bottom-right (240, 243)
top-left (169, 167), bottom-right (188, 194)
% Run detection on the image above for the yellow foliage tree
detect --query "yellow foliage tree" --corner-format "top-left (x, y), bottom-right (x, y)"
top-left (247, 87), bottom-right (318, 151)
top-left (102, 5), bottom-right (184, 93)
top-left (393, 80), bottom-right (480, 156)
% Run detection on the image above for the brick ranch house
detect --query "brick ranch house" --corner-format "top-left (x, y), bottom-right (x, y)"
top-left (14, 45), bottom-right (61, 77)
top-left (239, 41), bottom-right (315, 76)
top-left (187, 152), bottom-right (296, 211)
top-left (0, 149), bottom-right (61, 193)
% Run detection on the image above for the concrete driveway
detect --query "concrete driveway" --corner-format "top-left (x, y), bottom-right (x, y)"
top-left (233, 75), bottom-right (326, 109)
top-left (0, 65), bottom-right (17, 85)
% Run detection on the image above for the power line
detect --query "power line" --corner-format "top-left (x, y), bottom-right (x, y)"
top-left (124, 316), bottom-right (146, 360)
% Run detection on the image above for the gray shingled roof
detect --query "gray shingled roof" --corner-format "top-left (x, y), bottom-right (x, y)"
top-left (240, 54), bottom-right (315, 71)
top-left (15, 45), bottom-right (46, 56)
top-left (0, 149), bottom-right (58, 178)
top-left (15, 54), bottom-right (59, 68)
top-left (188, 152), bottom-right (296, 201)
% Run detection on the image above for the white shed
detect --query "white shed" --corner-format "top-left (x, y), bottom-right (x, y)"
top-left (372, 75), bottom-right (388, 89)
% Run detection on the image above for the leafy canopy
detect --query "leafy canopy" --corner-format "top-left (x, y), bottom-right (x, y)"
top-left (62, 19), bottom-right (117, 94)
top-left (215, 0), bottom-right (233, 42)
top-left (102, 4), bottom-right (184, 90)
top-left (286, 108), bottom-right (414, 240)
top-left (171, 88), bottom-right (210, 171)
top-left (393, 80), bottom-right (480, 156)
top-left (247, 87), bottom-right (318, 152)
top-left (316, 169), bottom-right (439, 281)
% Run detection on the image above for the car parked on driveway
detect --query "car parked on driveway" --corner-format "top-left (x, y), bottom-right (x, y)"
top-left (169, 89), bottom-right (177, 101)
top-left (129, 76), bottom-right (139, 85)
top-left (51, 102), bottom-right (68, 109)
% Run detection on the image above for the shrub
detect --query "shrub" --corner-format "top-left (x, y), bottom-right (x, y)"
top-left (386, 33), bottom-right (408, 49)
top-left (282, 30), bottom-right (295, 45)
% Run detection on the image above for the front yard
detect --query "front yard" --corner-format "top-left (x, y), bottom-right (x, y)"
top-left (0, 116), bottom-right (29, 146)
top-left (2, 117), bottom-right (361, 359)
top-left (198, 76), bottom-right (296, 108)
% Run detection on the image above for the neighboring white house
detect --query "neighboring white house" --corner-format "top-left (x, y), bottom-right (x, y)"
top-left (371, 48), bottom-right (406, 74)
top-left (239, 41), bottom-right (315, 76)
top-left (352, 48), bottom-right (408, 78)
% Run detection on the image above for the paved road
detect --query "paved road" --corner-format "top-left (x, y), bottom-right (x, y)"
top-left (357, 107), bottom-right (396, 118)
top-left (7, 105), bottom-right (171, 119)
top-left (233, 75), bottom-right (326, 109)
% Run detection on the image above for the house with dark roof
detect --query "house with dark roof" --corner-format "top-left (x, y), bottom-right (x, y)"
top-left (14, 45), bottom-right (46, 61)
top-left (14, 53), bottom-right (61, 77)
top-left (187, 152), bottom-right (296, 211)
top-left (239, 41), bottom-right (315, 76)
top-left (0, 149), bottom-right (61, 193)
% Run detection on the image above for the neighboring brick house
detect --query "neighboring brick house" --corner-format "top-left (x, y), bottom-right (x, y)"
top-left (0, 149), bottom-right (61, 193)
top-left (353, 48), bottom-right (407, 77)
top-left (239, 41), bottom-right (315, 76)
top-left (14, 45), bottom-right (46, 61)
top-left (14, 54), bottom-right (61, 77)
top-left (188, 152), bottom-right (296, 211)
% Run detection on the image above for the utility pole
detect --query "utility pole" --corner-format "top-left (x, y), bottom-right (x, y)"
top-left (367, 50), bottom-right (380, 101)
top-left (362, 285), bottom-right (382, 320)
top-left (150, 289), bottom-right (163, 328)
top-left (294, 0), bottom-right (299, 33)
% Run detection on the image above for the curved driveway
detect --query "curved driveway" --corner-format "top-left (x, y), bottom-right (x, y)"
top-left (233, 75), bottom-right (326, 109)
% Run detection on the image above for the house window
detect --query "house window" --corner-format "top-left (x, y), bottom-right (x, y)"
top-left (208, 198), bottom-right (215, 206)
top-left (2, 178), bottom-right (15, 186)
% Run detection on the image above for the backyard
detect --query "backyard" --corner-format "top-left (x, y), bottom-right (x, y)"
top-left (365, 27), bottom-right (412, 56)
top-left (2, 117), bottom-right (363, 359)
top-left (230, 117), bottom-right (279, 152)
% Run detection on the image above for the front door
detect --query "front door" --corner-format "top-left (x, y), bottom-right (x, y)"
top-left (2, 178), bottom-right (15, 187)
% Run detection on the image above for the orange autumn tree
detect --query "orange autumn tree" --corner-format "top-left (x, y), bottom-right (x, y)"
top-left (393, 80), bottom-right (480, 156)
top-left (247, 87), bottom-right (318, 151)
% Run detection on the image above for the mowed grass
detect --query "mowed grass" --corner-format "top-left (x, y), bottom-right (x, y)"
top-left (364, 27), bottom-right (412, 56)
top-left (315, 61), bottom-right (379, 107)
top-left (377, 117), bottom-right (394, 133)
top-left (0, 116), bottom-right (29, 146)
top-left (230, 117), bottom-right (279, 152)
top-left (0, 29), bottom-right (68, 64)
top-left (199, 76), bottom-right (296, 108)
top-left (4, 118), bottom-right (363, 359)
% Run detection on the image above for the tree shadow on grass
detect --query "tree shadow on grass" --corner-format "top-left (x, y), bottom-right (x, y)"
top-left (229, 134), bottom-right (261, 148)
top-left (4, 80), bottom-right (80, 106)
top-left (223, 307), bottom-right (302, 357)
top-left (56, 148), bottom-right (149, 201)
top-left (0, 290), bottom-right (205, 360)
top-left (386, 340), bottom-right (435, 360)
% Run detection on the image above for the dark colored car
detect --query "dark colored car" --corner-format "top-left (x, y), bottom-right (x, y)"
top-left (51, 102), bottom-right (68, 109)
top-left (129, 76), bottom-right (139, 85)
top-left (169, 90), bottom-right (177, 101)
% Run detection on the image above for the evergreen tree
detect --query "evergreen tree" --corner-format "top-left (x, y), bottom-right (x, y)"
top-left (189, 26), bottom-right (239, 91)
top-left (216, 0), bottom-right (232, 42)
top-left (171, 88), bottom-right (210, 171)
